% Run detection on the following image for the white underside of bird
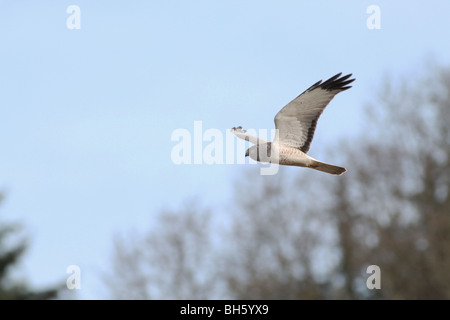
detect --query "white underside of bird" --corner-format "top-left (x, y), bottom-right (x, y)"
top-left (277, 144), bottom-right (346, 175)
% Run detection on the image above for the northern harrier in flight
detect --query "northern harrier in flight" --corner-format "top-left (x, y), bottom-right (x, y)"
top-left (231, 73), bottom-right (355, 175)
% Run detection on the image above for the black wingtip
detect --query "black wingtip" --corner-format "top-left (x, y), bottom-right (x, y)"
top-left (305, 79), bottom-right (323, 91)
top-left (308, 73), bottom-right (355, 92)
top-left (322, 73), bottom-right (355, 91)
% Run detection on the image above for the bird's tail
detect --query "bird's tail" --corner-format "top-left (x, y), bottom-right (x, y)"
top-left (310, 160), bottom-right (346, 175)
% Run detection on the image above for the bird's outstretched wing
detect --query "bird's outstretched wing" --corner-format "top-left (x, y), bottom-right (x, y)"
top-left (230, 126), bottom-right (268, 145)
top-left (274, 73), bottom-right (355, 153)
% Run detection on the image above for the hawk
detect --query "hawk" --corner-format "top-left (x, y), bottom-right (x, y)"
top-left (231, 73), bottom-right (355, 175)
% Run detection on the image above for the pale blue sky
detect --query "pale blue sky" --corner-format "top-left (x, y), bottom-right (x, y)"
top-left (1, 1), bottom-right (450, 299)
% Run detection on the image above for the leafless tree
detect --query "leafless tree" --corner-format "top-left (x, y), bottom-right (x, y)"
top-left (105, 63), bottom-right (450, 299)
top-left (105, 201), bottom-right (222, 299)
top-left (220, 168), bottom-right (337, 299)
top-left (333, 65), bottom-right (450, 299)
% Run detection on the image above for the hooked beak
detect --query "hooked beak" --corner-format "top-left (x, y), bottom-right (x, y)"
top-left (245, 149), bottom-right (249, 157)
